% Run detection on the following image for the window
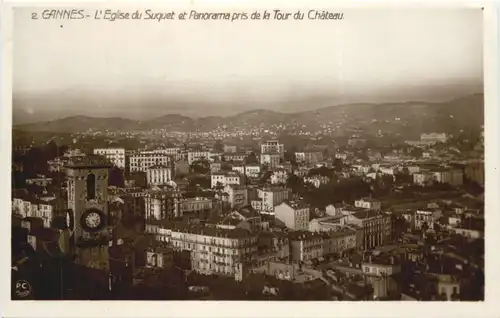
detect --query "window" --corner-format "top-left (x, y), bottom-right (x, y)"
top-left (86, 173), bottom-right (96, 199)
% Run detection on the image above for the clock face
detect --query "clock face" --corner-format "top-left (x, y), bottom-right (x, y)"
top-left (85, 211), bottom-right (101, 228)
top-left (80, 208), bottom-right (105, 232)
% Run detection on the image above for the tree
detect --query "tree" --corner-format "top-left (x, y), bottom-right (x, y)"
top-left (190, 158), bottom-right (210, 174)
top-left (213, 140), bottom-right (224, 152)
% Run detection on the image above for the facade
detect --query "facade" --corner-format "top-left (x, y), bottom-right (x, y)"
top-left (146, 165), bottom-right (172, 186)
top-left (224, 185), bottom-right (248, 209)
top-left (260, 153), bottom-right (281, 169)
top-left (294, 151), bottom-right (323, 164)
top-left (303, 175), bottom-right (330, 188)
top-left (421, 133), bottom-right (448, 144)
top-left (413, 172), bottom-right (435, 186)
top-left (415, 209), bottom-right (442, 231)
top-left (145, 222), bottom-right (258, 281)
top-left (223, 145), bottom-right (238, 153)
top-left (309, 215), bottom-right (347, 232)
top-left (187, 151), bottom-right (213, 165)
top-left (344, 209), bottom-right (391, 250)
top-left (12, 196), bottom-right (57, 228)
top-left (354, 198), bottom-right (382, 211)
top-left (270, 169), bottom-right (288, 185)
top-left (129, 150), bottom-right (174, 173)
top-left (211, 171), bottom-right (242, 188)
top-left (144, 188), bottom-right (183, 220)
top-left (322, 229), bottom-right (357, 256)
top-left (232, 164), bottom-right (262, 178)
top-left (289, 231), bottom-right (323, 263)
top-left (257, 187), bottom-right (290, 213)
top-left (93, 148), bottom-right (126, 169)
top-left (274, 201), bottom-right (310, 231)
top-left (181, 197), bottom-right (214, 215)
top-left (261, 140), bottom-right (284, 158)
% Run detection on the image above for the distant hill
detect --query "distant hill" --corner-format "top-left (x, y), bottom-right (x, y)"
top-left (14, 94), bottom-right (484, 135)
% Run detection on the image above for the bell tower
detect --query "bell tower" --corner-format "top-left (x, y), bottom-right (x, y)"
top-left (66, 158), bottom-right (112, 270)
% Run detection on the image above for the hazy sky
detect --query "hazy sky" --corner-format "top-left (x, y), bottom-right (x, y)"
top-left (13, 7), bottom-right (483, 121)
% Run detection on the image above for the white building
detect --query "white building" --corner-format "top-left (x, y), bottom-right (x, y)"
top-left (274, 201), bottom-right (310, 231)
top-left (232, 164), bottom-right (262, 178)
top-left (261, 140), bottom-right (284, 157)
top-left (354, 198), bottom-right (382, 211)
top-left (211, 171), bottom-right (242, 188)
top-left (270, 169), bottom-right (288, 185)
top-left (413, 172), bottom-right (435, 186)
top-left (12, 196), bottom-right (57, 228)
top-left (146, 165), bottom-right (172, 186)
top-left (294, 151), bottom-right (323, 164)
top-left (129, 150), bottom-right (174, 173)
top-left (303, 175), bottom-right (330, 188)
top-left (224, 185), bottom-right (248, 209)
top-left (145, 222), bottom-right (258, 281)
top-left (188, 151), bottom-right (213, 165)
top-left (257, 187), bottom-right (290, 213)
top-left (421, 133), bottom-right (448, 144)
top-left (260, 153), bottom-right (281, 169)
top-left (93, 148), bottom-right (126, 169)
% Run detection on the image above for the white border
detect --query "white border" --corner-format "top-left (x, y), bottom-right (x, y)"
top-left (1, 1), bottom-right (498, 317)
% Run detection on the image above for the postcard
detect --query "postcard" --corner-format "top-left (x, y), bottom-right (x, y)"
top-left (1, 0), bottom-right (499, 317)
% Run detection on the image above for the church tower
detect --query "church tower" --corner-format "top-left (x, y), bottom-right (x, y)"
top-left (65, 158), bottom-right (112, 270)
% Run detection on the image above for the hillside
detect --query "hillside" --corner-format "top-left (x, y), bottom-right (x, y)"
top-left (14, 94), bottom-right (484, 135)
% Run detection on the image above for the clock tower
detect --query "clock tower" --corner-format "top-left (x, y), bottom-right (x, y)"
top-left (66, 158), bottom-right (112, 270)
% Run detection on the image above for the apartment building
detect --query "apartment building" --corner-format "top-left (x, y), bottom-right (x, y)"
top-left (232, 164), bottom-right (262, 178)
top-left (144, 188), bottom-right (183, 220)
top-left (260, 153), bottom-right (281, 169)
top-left (145, 221), bottom-right (258, 281)
top-left (181, 197), bottom-right (214, 215)
top-left (146, 165), bottom-right (172, 186)
top-left (270, 168), bottom-right (288, 185)
top-left (354, 198), bottom-right (382, 211)
top-left (261, 140), bottom-right (284, 158)
top-left (93, 148), bottom-right (126, 169)
top-left (289, 231), bottom-right (323, 263)
top-left (274, 201), bottom-right (310, 231)
top-left (294, 151), bottom-right (324, 164)
top-left (256, 187), bottom-right (290, 213)
top-left (187, 151), bottom-right (213, 165)
top-left (224, 185), bottom-right (248, 209)
top-left (211, 171), bottom-right (242, 188)
top-left (321, 228), bottom-right (357, 256)
top-left (343, 208), bottom-right (391, 250)
top-left (129, 150), bottom-right (174, 173)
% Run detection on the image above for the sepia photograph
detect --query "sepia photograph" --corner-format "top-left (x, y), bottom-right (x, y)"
top-left (7, 3), bottom-right (487, 305)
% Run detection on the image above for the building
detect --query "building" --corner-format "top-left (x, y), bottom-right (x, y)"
top-left (257, 232), bottom-right (290, 263)
top-left (421, 133), bottom-right (448, 144)
top-left (261, 140), bottom-right (284, 158)
top-left (260, 153), bottom-right (281, 169)
top-left (223, 153), bottom-right (248, 163)
top-left (223, 145), bottom-right (238, 153)
top-left (211, 171), bottom-right (242, 188)
top-left (145, 221), bottom-right (258, 281)
top-left (309, 215), bottom-right (347, 232)
top-left (65, 158), bottom-right (112, 270)
top-left (129, 150), bottom-right (174, 173)
top-left (224, 185), bottom-right (248, 209)
top-left (146, 245), bottom-right (174, 269)
top-left (93, 148), bottom-right (126, 169)
top-left (274, 201), bottom-right (310, 231)
top-left (321, 228), bottom-right (357, 256)
top-left (303, 175), bottom-right (330, 188)
top-left (146, 165), bottom-right (172, 186)
top-left (144, 188), bottom-right (183, 220)
top-left (354, 198), bottom-right (382, 211)
top-left (294, 151), bottom-right (323, 164)
top-left (256, 187), bottom-right (290, 213)
top-left (289, 231), bottom-right (323, 263)
top-left (343, 209), bottom-right (391, 250)
top-left (187, 151), bottom-right (213, 165)
top-left (415, 209), bottom-right (442, 231)
top-left (232, 164), bottom-right (262, 178)
top-left (413, 172), bottom-right (435, 186)
top-left (12, 196), bottom-right (59, 228)
top-left (181, 197), bottom-right (214, 216)
top-left (25, 175), bottom-right (53, 187)
top-left (270, 169), bottom-right (288, 185)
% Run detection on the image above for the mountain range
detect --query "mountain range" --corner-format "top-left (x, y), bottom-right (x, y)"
top-left (13, 94), bottom-right (484, 136)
